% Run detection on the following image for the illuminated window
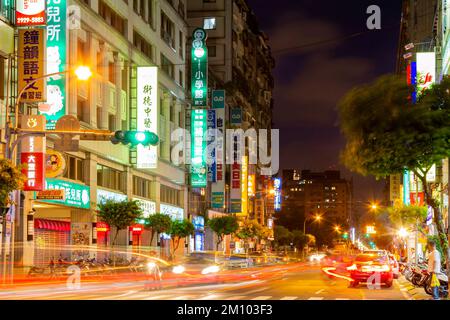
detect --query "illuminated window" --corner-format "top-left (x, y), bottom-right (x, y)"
top-left (203, 18), bottom-right (216, 30)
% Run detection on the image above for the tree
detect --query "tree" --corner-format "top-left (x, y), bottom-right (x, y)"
top-left (168, 219), bottom-right (194, 260)
top-left (0, 159), bottom-right (25, 213)
top-left (207, 215), bottom-right (239, 251)
top-left (144, 213), bottom-right (172, 246)
top-left (292, 230), bottom-right (309, 252)
top-left (273, 225), bottom-right (292, 249)
top-left (237, 219), bottom-right (263, 253)
top-left (338, 74), bottom-right (450, 255)
top-left (97, 199), bottom-right (143, 246)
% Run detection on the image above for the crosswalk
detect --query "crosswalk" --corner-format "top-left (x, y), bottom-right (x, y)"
top-left (89, 292), bottom-right (357, 301)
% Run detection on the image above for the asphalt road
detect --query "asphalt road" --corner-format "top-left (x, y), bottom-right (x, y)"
top-left (0, 263), bottom-right (413, 300)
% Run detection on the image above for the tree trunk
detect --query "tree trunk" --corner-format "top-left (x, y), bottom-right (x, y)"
top-left (112, 228), bottom-right (120, 267)
top-left (216, 236), bottom-right (223, 252)
top-left (149, 229), bottom-right (155, 248)
top-left (417, 172), bottom-right (448, 258)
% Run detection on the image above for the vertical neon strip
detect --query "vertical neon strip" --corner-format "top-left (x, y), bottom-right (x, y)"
top-left (403, 169), bottom-right (410, 205)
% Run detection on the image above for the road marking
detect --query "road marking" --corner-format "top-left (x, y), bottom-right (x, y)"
top-left (315, 289), bottom-right (325, 294)
top-left (92, 290), bottom-right (138, 300)
top-left (251, 296), bottom-right (272, 300)
top-left (199, 294), bottom-right (220, 300)
top-left (242, 286), bottom-right (270, 295)
top-left (224, 296), bottom-right (247, 300)
top-left (280, 296), bottom-right (297, 300)
top-left (308, 297), bottom-right (324, 300)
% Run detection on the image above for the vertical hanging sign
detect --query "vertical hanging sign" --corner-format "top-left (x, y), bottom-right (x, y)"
top-left (20, 115), bottom-right (46, 191)
top-left (18, 28), bottom-right (46, 103)
top-left (38, 0), bottom-right (67, 130)
top-left (191, 28), bottom-right (208, 107)
top-left (211, 90), bottom-right (225, 208)
top-left (136, 66), bottom-right (158, 168)
top-left (207, 109), bottom-right (216, 182)
top-left (191, 109), bottom-right (207, 187)
top-left (238, 156), bottom-right (248, 217)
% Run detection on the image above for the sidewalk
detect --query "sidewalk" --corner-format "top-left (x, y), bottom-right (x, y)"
top-left (397, 275), bottom-right (440, 300)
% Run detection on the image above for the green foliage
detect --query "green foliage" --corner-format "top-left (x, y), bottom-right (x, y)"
top-left (274, 225), bottom-right (292, 247)
top-left (168, 219), bottom-right (195, 259)
top-left (97, 199), bottom-right (143, 245)
top-left (144, 213), bottom-right (172, 245)
top-left (237, 219), bottom-right (263, 240)
top-left (386, 205), bottom-right (428, 227)
top-left (292, 230), bottom-right (310, 250)
top-left (0, 159), bottom-right (26, 209)
top-left (207, 215), bottom-right (239, 250)
top-left (338, 75), bottom-right (450, 178)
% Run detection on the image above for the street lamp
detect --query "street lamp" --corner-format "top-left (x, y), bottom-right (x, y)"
top-left (303, 214), bottom-right (322, 234)
top-left (398, 227), bottom-right (408, 238)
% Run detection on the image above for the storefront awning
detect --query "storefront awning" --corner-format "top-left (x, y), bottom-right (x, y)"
top-left (34, 219), bottom-right (71, 232)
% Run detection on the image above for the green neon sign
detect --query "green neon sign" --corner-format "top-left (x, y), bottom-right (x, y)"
top-left (39, 0), bottom-right (67, 130)
top-left (191, 109), bottom-right (207, 187)
top-left (35, 178), bottom-right (91, 209)
top-left (191, 28), bottom-right (208, 107)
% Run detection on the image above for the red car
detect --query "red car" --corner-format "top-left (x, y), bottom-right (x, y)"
top-left (347, 253), bottom-right (394, 288)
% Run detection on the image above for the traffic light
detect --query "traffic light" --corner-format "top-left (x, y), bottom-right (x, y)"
top-left (111, 130), bottom-right (159, 147)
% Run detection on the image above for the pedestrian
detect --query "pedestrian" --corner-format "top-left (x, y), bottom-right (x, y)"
top-left (427, 240), bottom-right (441, 300)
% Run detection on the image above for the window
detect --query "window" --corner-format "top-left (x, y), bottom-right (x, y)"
top-left (96, 107), bottom-right (102, 127)
top-left (203, 18), bottom-right (216, 30)
top-left (133, 176), bottom-right (152, 199)
top-left (178, 31), bottom-right (184, 58)
top-left (108, 62), bottom-right (115, 83)
top-left (208, 45), bottom-right (216, 57)
top-left (161, 54), bottom-right (174, 79)
top-left (161, 12), bottom-right (175, 48)
top-left (77, 98), bottom-right (89, 123)
top-left (98, 0), bottom-right (127, 36)
top-left (133, 30), bottom-right (154, 62)
top-left (63, 156), bottom-right (84, 182)
top-left (178, 70), bottom-right (184, 87)
top-left (77, 40), bottom-right (85, 64)
top-left (160, 185), bottom-right (182, 207)
top-left (108, 114), bottom-right (116, 131)
top-left (97, 164), bottom-right (125, 192)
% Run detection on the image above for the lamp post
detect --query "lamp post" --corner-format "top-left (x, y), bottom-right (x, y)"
top-left (1, 66), bottom-right (91, 284)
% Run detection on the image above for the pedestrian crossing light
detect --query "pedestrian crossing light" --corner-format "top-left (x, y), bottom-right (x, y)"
top-left (111, 130), bottom-right (159, 147)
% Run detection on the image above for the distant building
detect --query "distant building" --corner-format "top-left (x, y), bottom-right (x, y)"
top-left (282, 169), bottom-right (353, 227)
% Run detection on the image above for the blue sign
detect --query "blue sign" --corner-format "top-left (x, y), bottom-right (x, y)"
top-left (212, 90), bottom-right (225, 109)
top-left (195, 232), bottom-right (204, 251)
top-left (403, 169), bottom-right (410, 205)
top-left (274, 178), bottom-right (281, 211)
top-left (230, 108), bottom-right (242, 125)
top-left (207, 109), bottom-right (216, 182)
top-left (193, 216), bottom-right (205, 231)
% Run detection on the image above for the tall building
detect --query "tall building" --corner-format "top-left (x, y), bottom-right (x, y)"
top-left (4, 0), bottom-right (191, 267)
top-left (187, 0), bottom-right (275, 253)
top-left (282, 169), bottom-right (353, 229)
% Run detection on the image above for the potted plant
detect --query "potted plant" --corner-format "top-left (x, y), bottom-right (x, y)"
top-left (0, 159), bottom-right (26, 216)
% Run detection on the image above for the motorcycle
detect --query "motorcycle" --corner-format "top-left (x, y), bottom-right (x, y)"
top-left (423, 272), bottom-right (449, 298)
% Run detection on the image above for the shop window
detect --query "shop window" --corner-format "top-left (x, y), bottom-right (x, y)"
top-left (133, 176), bottom-right (152, 199)
top-left (160, 185), bottom-right (182, 207)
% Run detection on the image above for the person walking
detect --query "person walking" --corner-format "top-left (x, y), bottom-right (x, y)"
top-left (427, 240), bottom-right (441, 300)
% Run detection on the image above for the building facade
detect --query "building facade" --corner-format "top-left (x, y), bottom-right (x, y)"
top-left (1, 0), bottom-right (191, 267)
top-left (187, 0), bottom-right (275, 253)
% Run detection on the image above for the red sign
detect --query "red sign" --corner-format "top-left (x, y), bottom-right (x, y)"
top-left (21, 152), bottom-right (45, 191)
top-left (16, 0), bottom-right (46, 26)
top-left (410, 192), bottom-right (425, 206)
top-left (129, 224), bottom-right (144, 234)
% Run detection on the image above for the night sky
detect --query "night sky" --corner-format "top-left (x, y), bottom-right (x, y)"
top-left (247, 0), bottom-right (403, 201)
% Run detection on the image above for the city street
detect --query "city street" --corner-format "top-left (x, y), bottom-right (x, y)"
top-left (0, 263), bottom-right (415, 300)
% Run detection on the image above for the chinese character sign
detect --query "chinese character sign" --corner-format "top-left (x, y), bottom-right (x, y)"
top-left (207, 109), bottom-right (216, 182)
top-left (211, 91), bottom-right (225, 208)
top-left (137, 66), bottom-right (158, 168)
top-left (20, 115), bottom-right (46, 191)
top-left (191, 109), bottom-right (208, 187)
top-left (37, 178), bottom-right (90, 209)
top-left (274, 178), bottom-right (281, 212)
top-left (230, 162), bottom-right (242, 213)
top-left (38, 0), bottom-right (67, 130)
top-left (416, 52), bottom-right (435, 96)
top-left (191, 28), bottom-right (208, 107)
top-left (238, 156), bottom-right (248, 217)
top-left (16, 0), bottom-right (46, 26)
top-left (18, 28), bottom-right (46, 103)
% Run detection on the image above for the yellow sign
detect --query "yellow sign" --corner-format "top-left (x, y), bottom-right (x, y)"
top-left (240, 156), bottom-right (248, 216)
top-left (18, 28), bottom-right (46, 103)
top-left (366, 226), bottom-right (376, 234)
top-left (45, 149), bottom-right (66, 178)
top-left (248, 174), bottom-right (255, 197)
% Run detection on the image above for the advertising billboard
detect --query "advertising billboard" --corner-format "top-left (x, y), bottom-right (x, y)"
top-left (16, 0), bottom-right (46, 26)
top-left (191, 109), bottom-right (208, 187)
top-left (136, 66), bottom-right (158, 168)
top-left (191, 28), bottom-right (208, 107)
